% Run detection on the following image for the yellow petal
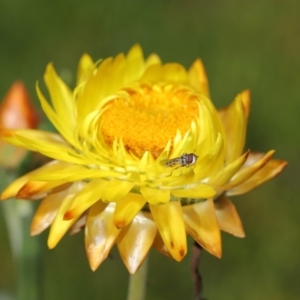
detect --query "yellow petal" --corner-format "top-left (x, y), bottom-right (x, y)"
top-left (113, 193), bottom-right (146, 228)
top-left (152, 233), bottom-right (172, 258)
top-left (170, 129), bottom-right (193, 159)
top-left (85, 202), bottom-right (120, 271)
top-left (64, 179), bottom-right (107, 220)
top-left (101, 179), bottom-right (135, 202)
top-left (211, 151), bottom-right (249, 187)
top-left (76, 57), bottom-right (112, 120)
top-left (117, 211), bottom-right (157, 274)
top-left (124, 44), bottom-right (145, 82)
top-left (226, 150), bottom-right (275, 189)
top-left (109, 53), bottom-right (127, 90)
top-left (36, 83), bottom-right (80, 149)
top-left (82, 61), bottom-right (141, 120)
top-left (1, 175), bottom-right (28, 200)
top-left (0, 160), bottom-right (58, 199)
top-left (171, 184), bottom-right (216, 199)
top-left (47, 182), bottom-right (84, 248)
top-left (1, 129), bottom-right (85, 164)
top-left (44, 63), bottom-right (76, 132)
top-left (29, 163), bottom-right (90, 181)
top-left (150, 200), bottom-right (187, 261)
top-left (30, 188), bottom-right (70, 235)
top-left (228, 157), bottom-right (288, 196)
top-left (183, 199), bottom-right (222, 258)
top-left (193, 101), bottom-right (227, 177)
top-left (162, 63), bottom-right (188, 83)
top-left (140, 64), bottom-right (162, 81)
top-left (219, 90), bottom-right (250, 163)
top-left (17, 179), bottom-right (66, 199)
top-left (214, 195), bottom-right (245, 237)
top-left (188, 59), bottom-right (210, 98)
top-left (140, 187), bottom-right (170, 204)
top-left (145, 53), bottom-right (161, 67)
top-left (193, 132), bottom-right (225, 180)
top-left (76, 52), bottom-right (136, 122)
top-left (77, 53), bottom-right (94, 85)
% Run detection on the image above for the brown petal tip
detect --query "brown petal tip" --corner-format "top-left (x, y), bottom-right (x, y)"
top-left (64, 210), bottom-right (76, 220)
top-left (114, 220), bottom-right (127, 229)
top-left (179, 248), bottom-right (186, 258)
top-left (16, 183), bottom-right (36, 198)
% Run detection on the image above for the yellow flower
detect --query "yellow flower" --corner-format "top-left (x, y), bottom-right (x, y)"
top-left (0, 45), bottom-right (287, 274)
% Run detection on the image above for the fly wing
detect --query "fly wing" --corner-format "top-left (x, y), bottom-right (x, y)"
top-left (159, 159), bottom-right (169, 166)
top-left (160, 158), bottom-right (181, 167)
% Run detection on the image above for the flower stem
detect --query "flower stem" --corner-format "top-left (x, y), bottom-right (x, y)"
top-left (1, 170), bottom-right (42, 300)
top-left (191, 242), bottom-right (203, 300)
top-left (127, 256), bottom-right (149, 300)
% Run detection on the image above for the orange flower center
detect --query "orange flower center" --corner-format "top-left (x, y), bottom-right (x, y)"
top-left (100, 82), bottom-right (199, 158)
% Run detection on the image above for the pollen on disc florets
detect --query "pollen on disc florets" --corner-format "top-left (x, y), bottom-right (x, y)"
top-left (100, 82), bottom-right (199, 158)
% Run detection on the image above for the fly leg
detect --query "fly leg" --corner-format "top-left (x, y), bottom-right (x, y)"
top-left (166, 166), bottom-right (182, 177)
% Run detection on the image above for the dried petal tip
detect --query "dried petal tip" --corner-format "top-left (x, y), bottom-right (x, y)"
top-left (215, 195), bottom-right (245, 238)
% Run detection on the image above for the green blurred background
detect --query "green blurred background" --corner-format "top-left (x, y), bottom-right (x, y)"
top-left (0, 0), bottom-right (298, 299)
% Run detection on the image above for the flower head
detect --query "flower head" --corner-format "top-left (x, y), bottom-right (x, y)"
top-left (0, 45), bottom-right (287, 273)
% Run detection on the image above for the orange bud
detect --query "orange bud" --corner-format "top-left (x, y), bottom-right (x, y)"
top-left (0, 81), bottom-right (39, 129)
top-left (0, 81), bottom-right (40, 168)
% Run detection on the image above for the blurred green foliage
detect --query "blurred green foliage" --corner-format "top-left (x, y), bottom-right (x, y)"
top-left (0, 0), bottom-right (299, 299)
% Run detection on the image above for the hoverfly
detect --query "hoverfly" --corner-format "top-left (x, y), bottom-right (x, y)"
top-left (160, 153), bottom-right (198, 176)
